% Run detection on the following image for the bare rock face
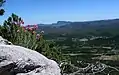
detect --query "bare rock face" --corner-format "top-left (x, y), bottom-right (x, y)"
top-left (0, 36), bottom-right (12, 45)
top-left (0, 36), bottom-right (61, 75)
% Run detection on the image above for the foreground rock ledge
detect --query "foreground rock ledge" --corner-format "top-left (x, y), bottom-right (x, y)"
top-left (0, 36), bottom-right (61, 75)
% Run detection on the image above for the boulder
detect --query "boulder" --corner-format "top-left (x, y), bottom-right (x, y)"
top-left (0, 36), bottom-right (61, 75)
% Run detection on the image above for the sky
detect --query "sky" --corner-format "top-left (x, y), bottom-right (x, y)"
top-left (0, 0), bottom-right (119, 25)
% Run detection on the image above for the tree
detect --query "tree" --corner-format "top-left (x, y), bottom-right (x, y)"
top-left (0, 0), bottom-right (6, 15)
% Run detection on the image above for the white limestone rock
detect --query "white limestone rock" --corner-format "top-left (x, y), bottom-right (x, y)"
top-left (0, 36), bottom-right (12, 45)
top-left (0, 36), bottom-right (61, 75)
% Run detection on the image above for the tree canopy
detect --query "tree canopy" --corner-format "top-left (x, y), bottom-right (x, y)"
top-left (0, 0), bottom-right (5, 15)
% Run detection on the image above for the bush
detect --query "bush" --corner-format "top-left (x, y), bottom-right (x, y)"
top-left (0, 13), bottom-right (68, 63)
top-left (0, 13), bottom-right (72, 74)
top-left (0, 13), bottom-right (40, 50)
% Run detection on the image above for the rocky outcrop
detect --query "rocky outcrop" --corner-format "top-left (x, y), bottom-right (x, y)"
top-left (0, 36), bottom-right (12, 45)
top-left (0, 36), bottom-right (61, 75)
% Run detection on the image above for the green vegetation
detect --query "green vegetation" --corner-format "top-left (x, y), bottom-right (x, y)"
top-left (1, 1), bottom-right (119, 74)
top-left (0, 1), bottom-right (69, 73)
top-left (0, 0), bottom-right (5, 15)
top-left (0, 13), bottom-right (68, 66)
top-left (1, 13), bottom-right (119, 75)
top-left (44, 33), bottom-right (119, 74)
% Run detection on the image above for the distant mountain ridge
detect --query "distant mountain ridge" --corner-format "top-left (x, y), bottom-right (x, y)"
top-left (36, 19), bottom-right (119, 34)
top-left (38, 21), bottom-right (72, 26)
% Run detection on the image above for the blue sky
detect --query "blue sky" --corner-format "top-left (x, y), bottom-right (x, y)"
top-left (0, 0), bottom-right (119, 25)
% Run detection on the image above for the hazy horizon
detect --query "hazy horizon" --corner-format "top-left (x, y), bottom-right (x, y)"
top-left (38, 18), bottom-right (119, 24)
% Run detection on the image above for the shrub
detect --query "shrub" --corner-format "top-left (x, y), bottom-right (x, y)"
top-left (0, 13), bottom-right (40, 50)
top-left (0, 13), bottom-right (68, 63)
